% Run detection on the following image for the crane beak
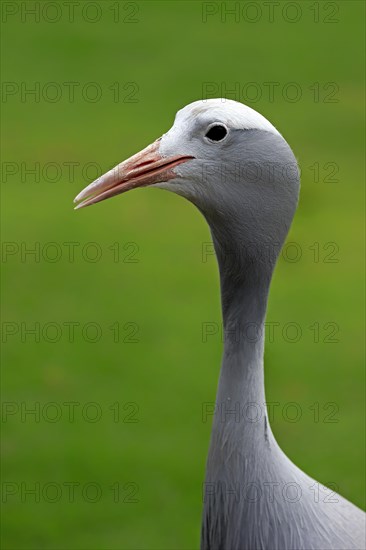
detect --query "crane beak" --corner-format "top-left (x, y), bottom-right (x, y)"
top-left (73, 139), bottom-right (194, 210)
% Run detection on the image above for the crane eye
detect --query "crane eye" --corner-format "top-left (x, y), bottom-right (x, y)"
top-left (205, 124), bottom-right (228, 142)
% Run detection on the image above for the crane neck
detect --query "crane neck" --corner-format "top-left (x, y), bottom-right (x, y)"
top-left (208, 229), bottom-right (278, 450)
top-left (216, 259), bottom-right (270, 415)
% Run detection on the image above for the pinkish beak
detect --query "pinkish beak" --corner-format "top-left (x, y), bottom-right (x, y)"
top-left (74, 139), bottom-right (194, 209)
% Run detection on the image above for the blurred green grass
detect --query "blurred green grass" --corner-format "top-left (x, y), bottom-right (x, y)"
top-left (1, 1), bottom-right (365, 549)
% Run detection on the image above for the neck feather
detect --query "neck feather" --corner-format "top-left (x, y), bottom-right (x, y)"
top-left (212, 244), bottom-right (272, 442)
top-left (201, 232), bottom-right (280, 547)
top-left (206, 229), bottom-right (279, 469)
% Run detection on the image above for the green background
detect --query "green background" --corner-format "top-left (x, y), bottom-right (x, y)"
top-left (1, 1), bottom-right (365, 549)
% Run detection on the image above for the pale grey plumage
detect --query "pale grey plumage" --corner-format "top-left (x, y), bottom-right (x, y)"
top-left (161, 103), bottom-right (365, 549)
top-left (75, 99), bottom-right (366, 550)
